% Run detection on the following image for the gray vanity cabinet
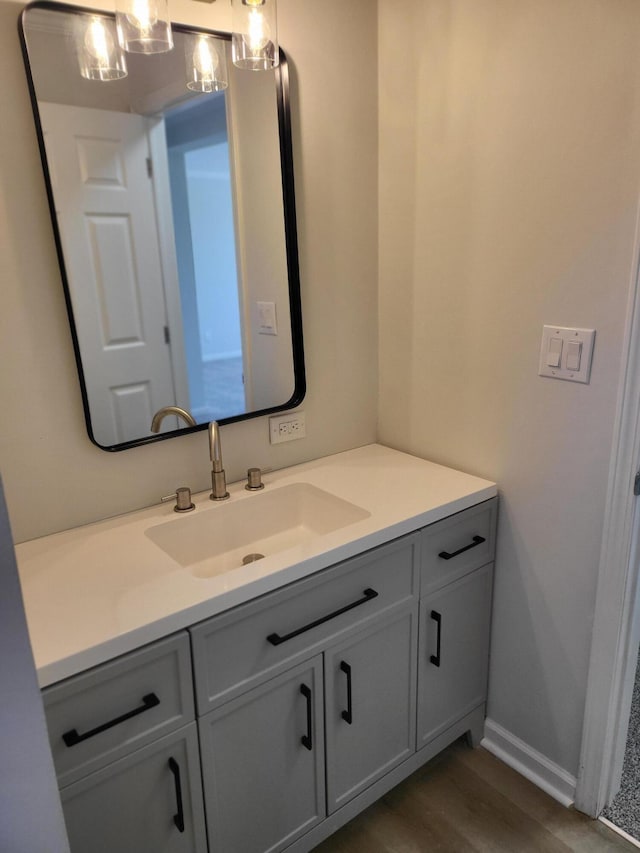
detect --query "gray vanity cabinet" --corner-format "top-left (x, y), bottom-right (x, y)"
top-left (59, 723), bottom-right (207, 853)
top-left (416, 498), bottom-right (497, 751)
top-left (324, 605), bottom-right (417, 814)
top-left (40, 499), bottom-right (498, 853)
top-left (42, 632), bottom-right (207, 853)
top-left (198, 656), bottom-right (326, 853)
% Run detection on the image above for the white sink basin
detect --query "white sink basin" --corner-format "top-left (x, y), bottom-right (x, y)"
top-left (145, 483), bottom-right (371, 578)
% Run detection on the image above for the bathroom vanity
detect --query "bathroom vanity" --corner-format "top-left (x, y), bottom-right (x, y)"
top-left (16, 444), bottom-right (497, 853)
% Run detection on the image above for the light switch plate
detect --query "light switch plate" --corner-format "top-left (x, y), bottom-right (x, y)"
top-left (538, 326), bottom-right (595, 384)
top-left (257, 301), bottom-right (278, 336)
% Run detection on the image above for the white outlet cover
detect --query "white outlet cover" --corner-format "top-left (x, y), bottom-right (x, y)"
top-left (538, 326), bottom-right (595, 384)
top-left (269, 412), bottom-right (306, 444)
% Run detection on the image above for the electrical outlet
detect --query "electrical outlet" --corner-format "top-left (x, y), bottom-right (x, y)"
top-left (269, 412), bottom-right (306, 444)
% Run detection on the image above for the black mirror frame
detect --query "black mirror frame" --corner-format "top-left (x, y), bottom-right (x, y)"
top-left (19, 0), bottom-right (305, 451)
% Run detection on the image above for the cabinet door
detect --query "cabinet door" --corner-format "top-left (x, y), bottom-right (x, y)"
top-left (324, 605), bottom-right (417, 813)
top-left (199, 655), bottom-right (325, 853)
top-left (60, 723), bottom-right (207, 853)
top-left (417, 563), bottom-right (493, 749)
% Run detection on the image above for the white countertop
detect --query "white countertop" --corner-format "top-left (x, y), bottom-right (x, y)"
top-left (16, 444), bottom-right (497, 688)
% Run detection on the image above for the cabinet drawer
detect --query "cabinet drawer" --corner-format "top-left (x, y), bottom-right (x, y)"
top-left (190, 534), bottom-right (419, 714)
top-left (43, 632), bottom-right (195, 787)
top-left (420, 498), bottom-right (497, 594)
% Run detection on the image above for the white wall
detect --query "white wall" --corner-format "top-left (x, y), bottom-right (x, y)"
top-left (226, 56), bottom-right (294, 409)
top-left (0, 0), bottom-right (378, 543)
top-left (378, 0), bottom-right (640, 779)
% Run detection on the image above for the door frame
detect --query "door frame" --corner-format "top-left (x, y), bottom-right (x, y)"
top-left (147, 117), bottom-right (191, 415)
top-left (575, 207), bottom-right (640, 816)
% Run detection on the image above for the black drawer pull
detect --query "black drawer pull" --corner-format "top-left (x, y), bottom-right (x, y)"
top-left (438, 535), bottom-right (485, 561)
top-left (430, 610), bottom-right (442, 667)
top-left (62, 693), bottom-right (160, 747)
top-left (267, 588), bottom-right (379, 646)
top-left (168, 757), bottom-right (185, 833)
top-left (300, 684), bottom-right (313, 750)
top-left (340, 661), bottom-right (353, 724)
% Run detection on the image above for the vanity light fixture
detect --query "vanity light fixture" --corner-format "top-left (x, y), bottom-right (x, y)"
top-left (186, 33), bottom-right (228, 91)
top-left (115, 0), bottom-right (173, 54)
top-left (76, 0), bottom-right (278, 83)
top-left (76, 15), bottom-right (128, 80)
top-left (231, 0), bottom-right (279, 71)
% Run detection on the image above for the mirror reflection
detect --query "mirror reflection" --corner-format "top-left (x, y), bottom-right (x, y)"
top-left (20, 3), bottom-right (304, 450)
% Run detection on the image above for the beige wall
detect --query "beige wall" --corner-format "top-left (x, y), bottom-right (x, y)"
top-left (379, 0), bottom-right (640, 778)
top-left (0, 0), bottom-right (378, 542)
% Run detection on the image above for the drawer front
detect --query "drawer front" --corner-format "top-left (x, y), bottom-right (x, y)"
top-left (420, 498), bottom-right (497, 594)
top-left (43, 632), bottom-right (194, 787)
top-left (190, 534), bottom-right (419, 714)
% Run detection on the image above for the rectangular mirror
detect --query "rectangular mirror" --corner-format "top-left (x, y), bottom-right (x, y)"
top-left (19, 2), bottom-right (305, 450)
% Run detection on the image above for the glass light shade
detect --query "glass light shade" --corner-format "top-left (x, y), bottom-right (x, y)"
top-left (231, 0), bottom-right (279, 71)
top-left (186, 35), bottom-right (228, 92)
top-left (116, 0), bottom-right (173, 54)
top-left (76, 16), bottom-right (127, 81)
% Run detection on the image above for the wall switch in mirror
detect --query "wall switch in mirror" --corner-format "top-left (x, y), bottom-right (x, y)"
top-left (257, 301), bottom-right (278, 336)
top-left (270, 412), bottom-right (306, 444)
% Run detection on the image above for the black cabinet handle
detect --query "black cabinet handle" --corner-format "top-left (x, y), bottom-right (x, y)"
top-left (340, 661), bottom-right (353, 725)
top-left (267, 588), bottom-right (379, 646)
top-left (168, 757), bottom-right (185, 833)
top-left (430, 610), bottom-right (442, 667)
top-left (62, 693), bottom-right (160, 747)
top-left (300, 684), bottom-right (313, 750)
top-left (438, 535), bottom-right (485, 561)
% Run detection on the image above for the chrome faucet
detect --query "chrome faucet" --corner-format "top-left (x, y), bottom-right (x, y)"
top-left (150, 406), bottom-right (197, 432)
top-left (209, 421), bottom-right (229, 501)
top-left (150, 410), bottom-right (229, 500)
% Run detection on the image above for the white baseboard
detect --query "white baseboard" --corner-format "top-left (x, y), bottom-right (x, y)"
top-left (599, 817), bottom-right (640, 848)
top-left (482, 718), bottom-right (577, 807)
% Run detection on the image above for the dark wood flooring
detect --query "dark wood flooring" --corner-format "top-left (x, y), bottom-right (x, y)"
top-left (315, 739), bottom-right (637, 852)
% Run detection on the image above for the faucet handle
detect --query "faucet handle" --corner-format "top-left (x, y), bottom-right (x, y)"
top-left (161, 487), bottom-right (195, 513)
top-left (246, 468), bottom-right (265, 491)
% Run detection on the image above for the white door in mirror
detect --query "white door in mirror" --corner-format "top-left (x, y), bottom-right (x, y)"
top-left (40, 103), bottom-right (179, 446)
top-left (269, 412), bottom-right (306, 444)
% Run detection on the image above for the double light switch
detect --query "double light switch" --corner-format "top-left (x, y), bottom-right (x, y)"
top-left (538, 326), bottom-right (595, 384)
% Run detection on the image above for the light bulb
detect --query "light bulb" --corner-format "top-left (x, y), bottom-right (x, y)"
top-left (186, 34), bottom-right (227, 93)
top-left (116, 0), bottom-right (173, 54)
top-left (85, 18), bottom-right (113, 63)
top-left (232, 0), bottom-right (278, 70)
top-left (77, 15), bottom-right (127, 81)
top-left (244, 8), bottom-right (270, 54)
top-left (194, 36), bottom-right (218, 78)
top-left (126, 0), bottom-right (157, 39)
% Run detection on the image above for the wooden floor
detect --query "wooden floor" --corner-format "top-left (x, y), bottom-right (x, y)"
top-left (314, 739), bottom-right (637, 852)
